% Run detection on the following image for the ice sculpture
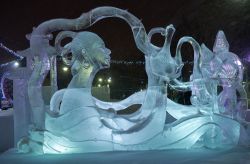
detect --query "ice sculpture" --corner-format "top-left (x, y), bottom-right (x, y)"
top-left (9, 6), bottom-right (249, 154)
top-left (170, 31), bottom-right (248, 120)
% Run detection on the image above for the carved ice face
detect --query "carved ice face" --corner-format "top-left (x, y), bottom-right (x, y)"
top-left (68, 32), bottom-right (111, 75)
top-left (90, 40), bottom-right (111, 68)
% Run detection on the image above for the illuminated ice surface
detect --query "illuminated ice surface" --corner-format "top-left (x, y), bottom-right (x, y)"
top-left (0, 6), bottom-right (250, 158)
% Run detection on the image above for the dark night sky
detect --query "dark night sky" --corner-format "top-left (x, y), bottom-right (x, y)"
top-left (1, 0), bottom-right (250, 58)
top-left (0, 0), bottom-right (250, 93)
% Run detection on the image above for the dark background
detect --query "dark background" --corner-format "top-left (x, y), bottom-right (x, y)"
top-left (0, 0), bottom-right (250, 99)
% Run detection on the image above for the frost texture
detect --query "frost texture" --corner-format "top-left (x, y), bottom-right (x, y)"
top-left (10, 7), bottom-right (250, 154)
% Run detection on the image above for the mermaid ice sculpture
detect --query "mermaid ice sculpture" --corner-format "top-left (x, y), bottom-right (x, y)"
top-left (14, 6), bottom-right (250, 154)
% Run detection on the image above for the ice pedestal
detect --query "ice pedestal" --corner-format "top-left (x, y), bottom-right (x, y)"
top-left (13, 79), bottom-right (31, 145)
top-left (0, 110), bottom-right (14, 152)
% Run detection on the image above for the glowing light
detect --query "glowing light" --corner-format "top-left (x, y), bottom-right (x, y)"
top-left (98, 84), bottom-right (101, 87)
top-left (13, 61), bottom-right (19, 67)
top-left (62, 67), bottom-right (69, 72)
top-left (107, 77), bottom-right (111, 83)
top-left (107, 84), bottom-right (110, 88)
top-left (98, 78), bottom-right (103, 82)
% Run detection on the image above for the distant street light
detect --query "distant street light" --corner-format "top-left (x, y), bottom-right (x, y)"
top-left (107, 77), bottom-right (111, 83)
top-left (98, 78), bottom-right (103, 82)
top-left (13, 61), bottom-right (19, 67)
top-left (62, 67), bottom-right (69, 72)
top-left (98, 84), bottom-right (101, 87)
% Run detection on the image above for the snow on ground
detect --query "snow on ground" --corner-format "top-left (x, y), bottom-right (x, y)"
top-left (0, 147), bottom-right (250, 164)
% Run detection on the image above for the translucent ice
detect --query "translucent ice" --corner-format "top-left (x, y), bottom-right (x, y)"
top-left (11, 7), bottom-right (249, 154)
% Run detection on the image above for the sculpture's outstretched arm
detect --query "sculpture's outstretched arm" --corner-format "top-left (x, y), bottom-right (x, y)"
top-left (169, 79), bottom-right (192, 92)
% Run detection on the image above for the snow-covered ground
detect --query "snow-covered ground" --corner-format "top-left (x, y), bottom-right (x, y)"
top-left (0, 147), bottom-right (250, 164)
